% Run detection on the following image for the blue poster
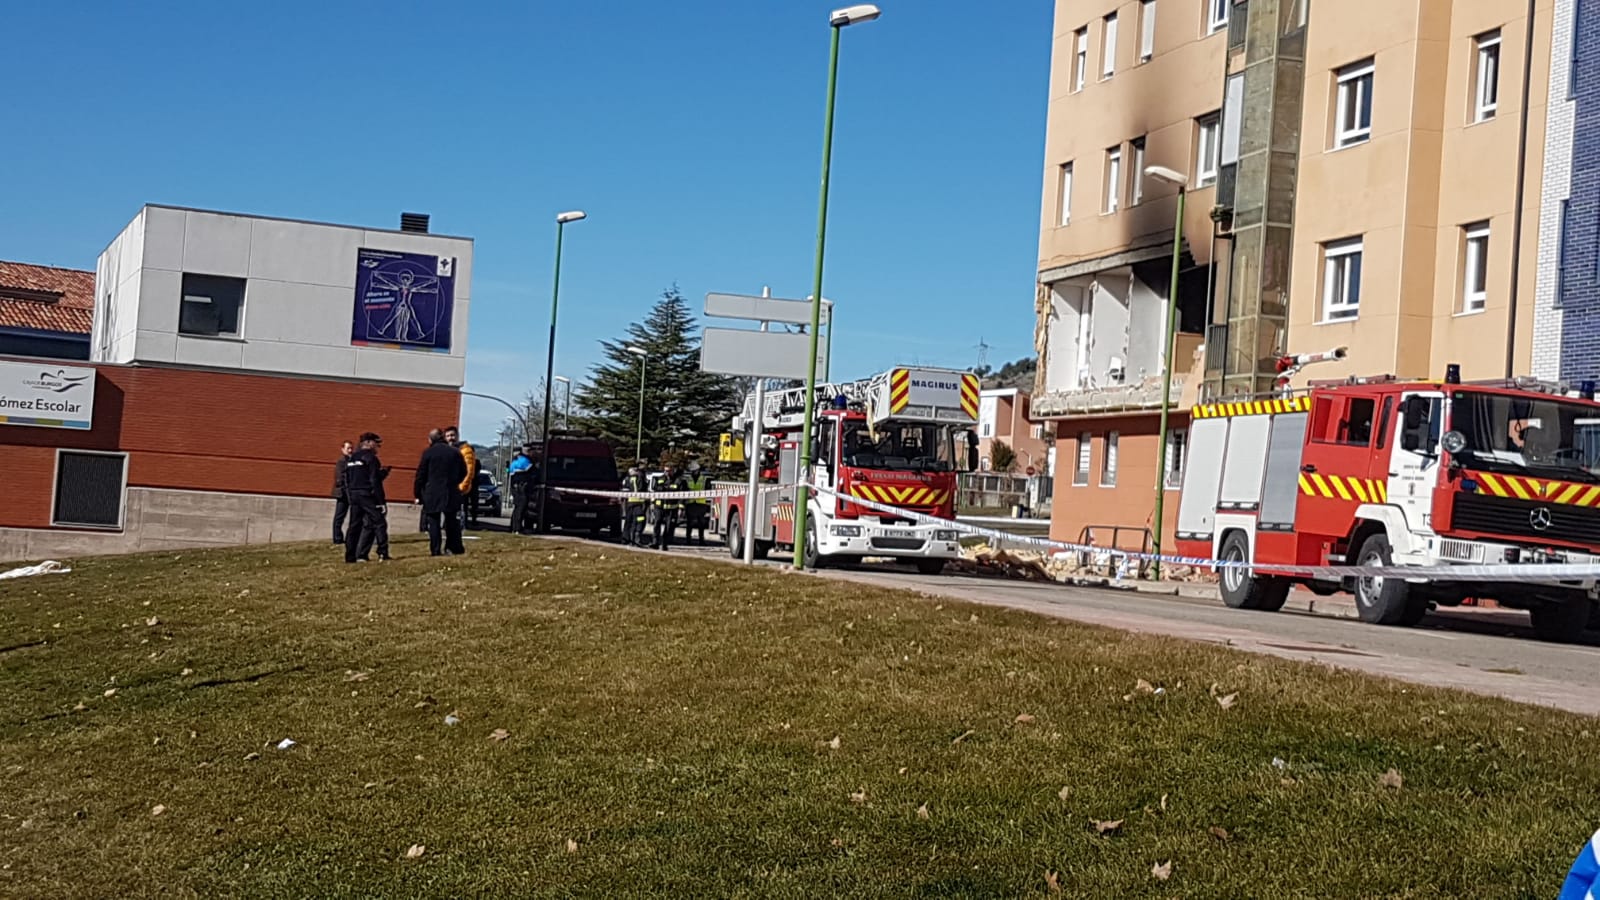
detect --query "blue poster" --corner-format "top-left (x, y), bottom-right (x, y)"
top-left (351, 248), bottom-right (456, 353)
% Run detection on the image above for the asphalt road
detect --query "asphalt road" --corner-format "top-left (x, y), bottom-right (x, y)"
top-left (478, 517), bottom-right (1600, 718)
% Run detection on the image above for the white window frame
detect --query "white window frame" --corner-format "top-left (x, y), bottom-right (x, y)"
top-left (1334, 59), bottom-right (1375, 148)
top-left (1473, 31), bottom-right (1501, 123)
top-left (1164, 428), bottom-right (1187, 489)
top-left (1058, 162), bottom-right (1074, 226)
top-left (1139, 0), bottom-right (1157, 61)
top-left (1130, 137), bottom-right (1146, 205)
top-left (1461, 221), bottom-right (1490, 313)
top-left (50, 449), bottom-right (130, 530)
top-left (1074, 432), bottom-right (1091, 486)
top-left (1073, 27), bottom-right (1089, 92)
top-left (1195, 113), bottom-right (1220, 186)
top-left (1321, 237), bottom-right (1364, 322)
top-left (1207, 0), bottom-right (1229, 34)
top-left (1100, 431), bottom-right (1119, 487)
top-left (1104, 146), bottom-right (1122, 214)
top-left (1101, 13), bottom-right (1118, 79)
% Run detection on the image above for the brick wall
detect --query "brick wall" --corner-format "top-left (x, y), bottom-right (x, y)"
top-left (1560, 0), bottom-right (1600, 381)
top-left (1534, 0), bottom-right (1577, 379)
top-left (1048, 410), bottom-right (1189, 553)
top-left (0, 362), bottom-right (460, 530)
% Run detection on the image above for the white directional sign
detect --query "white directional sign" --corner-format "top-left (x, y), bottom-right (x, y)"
top-left (704, 292), bottom-right (819, 325)
top-left (700, 327), bottom-right (828, 380)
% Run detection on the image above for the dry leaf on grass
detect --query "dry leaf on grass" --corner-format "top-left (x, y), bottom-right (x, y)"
top-left (916, 802), bottom-right (931, 820)
top-left (1159, 793), bottom-right (1168, 812)
top-left (72, 702), bottom-right (86, 712)
top-left (1135, 679), bottom-right (1156, 694)
top-left (1044, 870), bottom-right (1062, 893)
top-left (1093, 818), bottom-right (1124, 835)
top-left (1151, 860), bottom-right (1174, 881)
top-left (1209, 825), bottom-right (1232, 842)
top-left (243, 752), bottom-right (260, 761)
top-left (564, 838), bottom-right (579, 854)
top-left (1058, 785), bottom-right (1072, 801)
top-left (951, 729), bottom-right (976, 745)
top-left (180, 668), bottom-right (193, 677)
top-left (1014, 713), bottom-right (1037, 725)
top-left (344, 671), bottom-right (370, 682)
top-left (1217, 692), bottom-right (1239, 710)
top-left (405, 844), bottom-right (425, 860)
top-left (850, 788), bottom-right (868, 805)
top-left (1380, 768), bottom-right (1404, 790)
top-left (145, 617), bottom-right (160, 627)
top-left (968, 614), bottom-right (979, 624)
top-left (103, 688), bottom-right (117, 698)
top-left (444, 713), bottom-right (462, 726)
top-left (151, 805), bottom-right (167, 816)
top-left (827, 736), bottom-right (841, 750)
top-left (489, 729), bottom-right (510, 743)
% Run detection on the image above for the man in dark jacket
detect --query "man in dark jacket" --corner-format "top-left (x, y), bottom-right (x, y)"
top-left (344, 432), bottom-right (391, 563)
top-left (652, 464), bottom-right (689, 551)
top-left (332, 440), bottom-right (353, 545)
top-left (415, 428), bottom-right (469, 556)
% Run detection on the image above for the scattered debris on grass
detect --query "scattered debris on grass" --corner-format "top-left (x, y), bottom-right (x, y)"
top-left (916, 802), bottom-right (930, 820)
top-left (1152, 860), bottom-right (1174, 881)
top-left (151, 805), bottom-right (167, 817)
top-left (404, 844), bottom-right (425, 860)
top-left (1210, 826), bottom-right (1232, 842)
top-left (276, 739), bottom-right (296, 751)
top-left (1014, 713), bottom-right (1037, 725)
top-left (1093, 819), bottom-right (1124, 835)
top-left (564, 838), bottom-right (579, 854)
top-left (444, 712), bottom-right (461, 727)
top-left (489, 729), bottom-right (510, 743)
top-left (951, 729), bottom-right (976, 745)
top-left (1381, 768), bottom-right (1404, 790)
top-left (1058, 785), bottom-right (1072, 801)
top-left (850, 788), bottom-right (867, 805)
top-left (1218, 692), bottom-right (1239, 710)
top-left (1044, 870), bottom-right (1062, 893)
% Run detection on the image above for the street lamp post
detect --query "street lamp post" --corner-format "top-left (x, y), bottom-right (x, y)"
top-left (794, 3), bottom-right (880, 570)
top-left (554, 376), bottom-right (572, 429)
top-left (1144, 165), bottom-right (1188, 581)
top-left (537, 210), bottom-right (587, 533)
top-left (627, 345), bottom-right (647, 464)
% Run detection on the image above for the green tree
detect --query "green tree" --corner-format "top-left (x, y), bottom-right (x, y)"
top-left (989, 439), bottom-right (1018, 474)
top-left (574, 287), bottom-right (741, 466)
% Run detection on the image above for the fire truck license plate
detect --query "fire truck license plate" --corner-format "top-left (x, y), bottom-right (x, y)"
top-left (884, 529), bottom-right (915, 539)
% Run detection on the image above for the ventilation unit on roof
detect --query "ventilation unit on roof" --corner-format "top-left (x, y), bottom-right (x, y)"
top-left (399, 212), bottom-right (430, 234)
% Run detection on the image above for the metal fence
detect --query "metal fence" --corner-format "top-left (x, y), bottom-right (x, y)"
top-left (959, 473), bottom-right (1052, 517)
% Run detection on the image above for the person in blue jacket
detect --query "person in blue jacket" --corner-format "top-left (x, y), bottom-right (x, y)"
top-left (507, 446), bottom-right (536, 535)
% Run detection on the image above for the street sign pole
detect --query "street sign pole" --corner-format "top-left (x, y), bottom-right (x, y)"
top-left (741, 290), bottom-right (772, 565)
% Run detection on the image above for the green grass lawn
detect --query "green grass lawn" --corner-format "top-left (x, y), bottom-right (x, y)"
top-left (2, 535), bottom-right (1596, 898)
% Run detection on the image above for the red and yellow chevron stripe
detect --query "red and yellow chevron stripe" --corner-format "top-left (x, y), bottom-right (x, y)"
top-left (850, 485), bottom-right (948, 507)
top-left (1298, 473), bottom-right (1389, 503)
top-left (772, 503), bottom-right (795, 522)
top-left (1473, 472), bottom-right (1600, 507)
top-left (1192, 395), bottom-right (1313, 419)
top-left (960, 373), bottom-right (980, 419)
top-left (889, 369), bottom-right (911, 414)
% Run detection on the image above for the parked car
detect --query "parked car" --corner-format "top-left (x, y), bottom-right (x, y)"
top-left (475, 471), bottom-right (502, 518)
top-left (531, 434), bottom-right (622, 537)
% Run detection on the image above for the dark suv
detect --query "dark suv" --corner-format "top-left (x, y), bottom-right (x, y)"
top-left (475, 472), bottom-right (502, 519)
top-left (533, 435), bottom-right (622, 537)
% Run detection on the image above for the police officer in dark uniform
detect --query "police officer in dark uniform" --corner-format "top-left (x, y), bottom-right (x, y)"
top-left (344, 432), bottom-right (391, 564)
top-left (621, 465), bottom-right (649, 546)
top-left (652, 464), bottom-right (689, 551)
top-left (508, 445), bottom-right (536, 535)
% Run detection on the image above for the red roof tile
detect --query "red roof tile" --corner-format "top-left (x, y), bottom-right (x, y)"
top-left (0, 261), bottom-right (95, 335)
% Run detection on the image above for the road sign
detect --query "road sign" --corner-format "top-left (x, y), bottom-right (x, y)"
top-left (700, 327), bottom-right (828, 380)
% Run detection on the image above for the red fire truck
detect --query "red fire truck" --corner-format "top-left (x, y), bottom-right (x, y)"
top-left (712, 367), bottom-right (981, 572)
top-left (1173, 368), bottom-right (1600, 642)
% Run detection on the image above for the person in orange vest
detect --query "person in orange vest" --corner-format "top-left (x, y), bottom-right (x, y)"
top-left (444, 426), bottom-right (478, 533)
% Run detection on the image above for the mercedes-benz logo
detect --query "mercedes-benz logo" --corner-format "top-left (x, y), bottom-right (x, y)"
top-left (1530, 507), bottom-right (1553, 531)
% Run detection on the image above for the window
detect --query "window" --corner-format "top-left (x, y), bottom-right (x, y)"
top-left (1207, 0), bottom-right (1229, 34)
top-left (1058, 162), bottom-right (1074, 226)
top-left (1074, 432), bottom-right (1091, 486)
top-left (1139, 0), bottom-right (1157, 60)
top-left (1461, 221), bottom-right (1490, 312)
top-left (1100, 431), bottom-right (1119, 486)
top-left (1164, 428), bottom-right (1187, 488)
top-left (1473, 31), bottom-right (1501, 122)
top-left (1558, 199), bottom-right (1571, 306)
top-left (1195, 113), bottom-right (1220, 186)
top-left (1334, 59), bottom-right (1375, 148)
top-left (1073, 27), bottom-right (1089, 92)
top-left (1321, 237), bottom-right (1363, 321)
top-left (1101, 13), bottom-right (1118, 78)
top-left (1130, 137), bottom-right (1147, 204)
top-left (1104, 146), bottom-right (1122, 213)
top-left (52, 450), bottom-right (127, 529)
top-left (1339, 398), bottom-right (1376, 445)
top-left (1573, 0), bottom-right (1583, 98)
top-left (179, 273), bottom-right (245, 338)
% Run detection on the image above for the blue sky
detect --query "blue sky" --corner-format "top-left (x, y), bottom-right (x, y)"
top-left (1, 1), bottom-right (1052, 441)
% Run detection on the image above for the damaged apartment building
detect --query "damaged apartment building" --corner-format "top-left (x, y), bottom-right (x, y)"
top-left (1033, 0), bottom-right (1585, 550)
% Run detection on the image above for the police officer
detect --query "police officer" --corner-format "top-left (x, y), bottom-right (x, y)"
top-left (621, 465), bottom-right (649, 546)
top-left (684, 460), bottom-right (711, 546)
top-left (652, 464), bottom-right (688, 551)
top-left (344, 432), bottom-right (391, 564)
top-left (508, 445), bottom-right (535, 535)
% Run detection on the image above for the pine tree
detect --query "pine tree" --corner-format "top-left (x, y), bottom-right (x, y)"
top-left (574, 287), bottom-right (741, 466)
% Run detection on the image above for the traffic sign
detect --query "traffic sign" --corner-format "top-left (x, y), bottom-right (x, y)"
top-left (700, 327), bottom-right (828, 380)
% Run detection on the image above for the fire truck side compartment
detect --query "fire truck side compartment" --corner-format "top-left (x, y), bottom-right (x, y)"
top-left (1176, 417), bottom-right (1229, 542)
top-left (1259, 412), bottom-right (1308, 531)
top-left (1218, 415), bottom-right (1271, 511)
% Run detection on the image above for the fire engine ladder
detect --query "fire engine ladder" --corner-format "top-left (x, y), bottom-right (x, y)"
top-left (740, 379), bottom-right (873, 433)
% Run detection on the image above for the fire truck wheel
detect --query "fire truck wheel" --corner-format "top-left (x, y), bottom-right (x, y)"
top-left (1352, 533), bottom-right (1419, 626)
top-left (1528, 597), bottom-right (1592, 643)
top-left (1217, 532), bottom-right (1288, 611)
top-left (802, 522), bottom-right (827, 570)
top-left (727, 516), bottom-right (745, 559)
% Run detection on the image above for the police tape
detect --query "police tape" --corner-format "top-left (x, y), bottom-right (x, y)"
top-left (809, 485), bottom-right (1600, 585)
top-left (555, 484), bottom-right (786, 502)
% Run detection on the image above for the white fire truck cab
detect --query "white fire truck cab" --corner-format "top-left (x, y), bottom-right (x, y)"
top-left (1174, 370), bottom-right (1600, 643)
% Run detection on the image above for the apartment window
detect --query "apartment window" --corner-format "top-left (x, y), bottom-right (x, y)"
top-left (1101, 13), bottom-right (1118, 78)
top-left (1558, 199), bottom-right (1571, 306)
top-left (1473, 31), bottom-right (1501, 122)
top-left (1139, 0), bottom-right (1157, 61)
top-left (1207, 0), bottom-right (1229, 34)
top-left (1195, 113), bottom-right (1220, 186)
top-left (179, 273), bottom-right (245, 338)
top-left (1058, 162), bottom-right (1074, 226)
top-left (1334, 59), bottom-right (1375, 148)
top-left (52, 450), bottom-right (128, 529)
top-left (1104, 146), bottom-right (1122, 213)
top-left (1074, 432), bottom-right (1091, 486)
top-left (1461, 221), bottom-right (1490, 313)
top-left (1074, 27), bottom-right (1089, 92)
top-left (1130, 137), bottom-right (1147, 204)
top-left (1321, 237), bottom-right (1364, 321)
top-left (1573, 0), bottom-right (1584, 98)
top-left (1101, 431), bottom-right (1120, 487)
top-left (1164, 428), bottom-right (1187, 489)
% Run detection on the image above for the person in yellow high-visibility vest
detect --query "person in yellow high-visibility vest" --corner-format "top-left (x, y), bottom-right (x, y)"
top-left (684, 460), bottom-right (711, 546)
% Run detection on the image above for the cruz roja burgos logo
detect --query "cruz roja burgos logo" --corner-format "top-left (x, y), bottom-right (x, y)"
top-left (21, 369), bottom-right (90, 394)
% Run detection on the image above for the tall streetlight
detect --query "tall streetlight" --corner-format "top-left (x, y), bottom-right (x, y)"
top-left (626, 345), bottom-right (648, 463)
top-left (1144, 165), bottom-right (1188, 580)
top-left (794, 3), bottom-right (881, 570)
top-left (553, 376), bottom-right (572, 429)
top-left (537, 210), bottom-right (587, 533)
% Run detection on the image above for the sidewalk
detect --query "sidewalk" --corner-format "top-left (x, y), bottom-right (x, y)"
top-left (1058, 574), bottom-right (1362, 619)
